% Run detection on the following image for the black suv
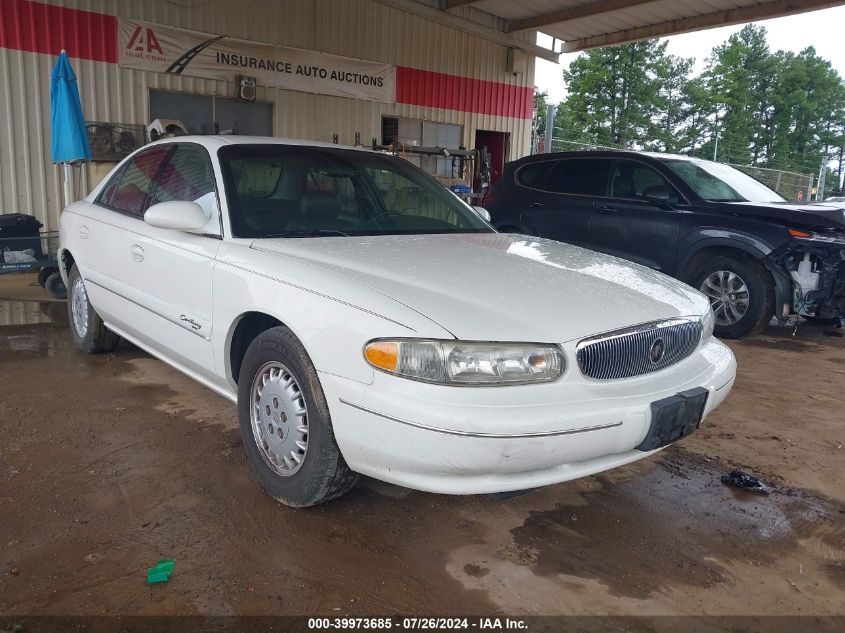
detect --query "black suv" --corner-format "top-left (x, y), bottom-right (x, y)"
top-left (485, 150), bottom-right (845, 338)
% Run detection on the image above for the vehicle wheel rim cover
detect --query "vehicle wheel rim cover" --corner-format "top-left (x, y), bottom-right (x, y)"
top-left (250, 361), bottom-right (309, 477)
top-left (700, 270), bottom-right (750, 326)
top-left (71, 277), bottom-right (90, 338)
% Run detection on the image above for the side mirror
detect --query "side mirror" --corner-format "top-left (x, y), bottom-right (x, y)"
top-left (144, 201), bottom-right (209, 231)
top-left (472, 206), bottom-right (492, 222)
top-left (642, 185), bottom-right (673, 207)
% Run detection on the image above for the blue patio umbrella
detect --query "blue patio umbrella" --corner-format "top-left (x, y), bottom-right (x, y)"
top-left (50, 50), bottom-right (90, 206)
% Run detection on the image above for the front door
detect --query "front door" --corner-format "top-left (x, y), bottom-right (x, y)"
top-left (123, 143), bottom-right (221, 381)
top-left (87, 143), bottom-right (220, 381)
top-left (80, 144), bottom-right (171, 329)
top-left (586, 158), bottom-right (682, 272)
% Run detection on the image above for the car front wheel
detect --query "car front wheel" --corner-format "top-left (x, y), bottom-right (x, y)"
top-left (237, 326), bottom-right (358, 507)
top-left (692, 254), bottom-right (774, 339)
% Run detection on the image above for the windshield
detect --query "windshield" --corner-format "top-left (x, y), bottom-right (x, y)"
top-left (663, 159), bottom-right (785, 203)
top-left (218, 144), bottom-right (492, 238)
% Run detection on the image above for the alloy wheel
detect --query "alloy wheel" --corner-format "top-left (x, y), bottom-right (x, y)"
top-left (700, 270), bottom-right (750, 326)
top-left (71, 276), bottom-right (90, 338)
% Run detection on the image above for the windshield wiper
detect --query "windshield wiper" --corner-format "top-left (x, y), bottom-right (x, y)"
top-left (258, 228), bottom-right (352, 238)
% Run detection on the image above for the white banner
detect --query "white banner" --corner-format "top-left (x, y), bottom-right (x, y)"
top-left (118, 18), bottom-right (395, 103)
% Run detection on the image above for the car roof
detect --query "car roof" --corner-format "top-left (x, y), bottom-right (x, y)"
top-left (516, 149), bottom-right (701, 164)
top-left (147, 134), bottom-right (374, 153)
top-left (639, 151), bottom-right (698, 162)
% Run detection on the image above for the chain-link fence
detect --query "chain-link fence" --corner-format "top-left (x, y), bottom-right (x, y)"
top-left (732, 165), bottom-right (812, 203)
top-left (543, 138), bottom-right (813, 202)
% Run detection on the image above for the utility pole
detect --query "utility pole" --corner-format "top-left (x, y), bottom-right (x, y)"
top-left (816, 158), bottom-right (828, 201)
top-left (544, 104), bottom-right (556, 154)
top-left (712, 105), bottom-right (720, 162)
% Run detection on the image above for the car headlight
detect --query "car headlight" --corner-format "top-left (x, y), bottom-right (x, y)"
top-left (789, 228), bottom-right (845, 246)
top-left (699, 308), bottom-right (715, 348)
top-left (364, 339), bottom-right (564, 386)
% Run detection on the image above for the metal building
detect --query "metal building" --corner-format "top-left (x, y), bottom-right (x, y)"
top-left (2, 0), bottom-right (842, 230)
top-left (0, 0), bottom-right (541, 230)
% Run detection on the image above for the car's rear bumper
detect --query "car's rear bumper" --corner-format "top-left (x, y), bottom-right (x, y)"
top-left (319, 339), bottom-right (736, 494)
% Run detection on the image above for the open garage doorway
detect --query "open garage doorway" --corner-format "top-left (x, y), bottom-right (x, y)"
top-left (474, 130), bottom-right (509, 192)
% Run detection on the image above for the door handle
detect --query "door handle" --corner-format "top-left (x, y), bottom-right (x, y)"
top-left (130, 244), bottom-right (145, 262)
top-left (525, 200), bottom-right (544, 208)
top-left (599, 206), bottom-right (619, 215)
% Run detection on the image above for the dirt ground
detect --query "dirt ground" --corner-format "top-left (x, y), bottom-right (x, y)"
top-left (0, 273), bottom-right (843, 618)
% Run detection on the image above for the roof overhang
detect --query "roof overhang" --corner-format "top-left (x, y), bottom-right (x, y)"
top-left (383, 0), bottom-right (845, 61)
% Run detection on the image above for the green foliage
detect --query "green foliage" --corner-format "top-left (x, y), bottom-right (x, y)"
top-left (533, 89), bottom-right (549, 145)
top-left (548, 24), bottom-right (845, 192)
top-left (557, 40), bottom-right (669, 147)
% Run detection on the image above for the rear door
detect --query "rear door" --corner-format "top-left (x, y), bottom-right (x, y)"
top-left (586, 158), bottom-right (683, 272)
top-left (517, 157), bottom-right (612, 247)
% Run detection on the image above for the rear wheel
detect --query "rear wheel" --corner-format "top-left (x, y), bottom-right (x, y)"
top-left (67, 265), bottom-right (120, 353)
top-left (691, 253), bottom-right (773, 339)
top-left (37, 267), bottom-right (52, 288)
top-left (44, 272), bottom-right (67, 299)
top-left (237, 326), bottom-right (358, 507)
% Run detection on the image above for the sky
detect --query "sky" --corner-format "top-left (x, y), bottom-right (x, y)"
top-left (534, 6), bottom-right (845, 105)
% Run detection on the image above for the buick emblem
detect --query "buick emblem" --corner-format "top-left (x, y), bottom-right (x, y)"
top-left (649, 338), bottom-right (666, 364)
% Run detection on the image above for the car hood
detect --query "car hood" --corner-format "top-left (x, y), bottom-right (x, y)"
top-left (251, 233), bottom-right (709, 342)
top-left (722, 201), bottom-right (845, 229)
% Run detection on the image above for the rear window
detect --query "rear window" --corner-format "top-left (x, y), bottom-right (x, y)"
top-left (515, 162), bottom-right (552, 189)
top-left (545, 158), bottom-right (613, 196)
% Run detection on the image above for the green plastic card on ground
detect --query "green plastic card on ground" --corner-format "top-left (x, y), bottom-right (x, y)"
top-left (146, 559), bottom-right (176, 584)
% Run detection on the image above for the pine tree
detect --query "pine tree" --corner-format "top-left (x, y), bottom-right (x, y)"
top-left (558, 40), bottom-right (670, 148)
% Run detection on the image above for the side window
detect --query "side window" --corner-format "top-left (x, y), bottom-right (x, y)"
top-left (610, 160), bottom-right (680, 204)
top-left (97, 146), bottom-right (170, 216)
top-left (150, 145), bottom-right (218, 217)
top-left (515, 162), bottom-right (552, 189)
top-left (546, 159), bottom-right (612, 196)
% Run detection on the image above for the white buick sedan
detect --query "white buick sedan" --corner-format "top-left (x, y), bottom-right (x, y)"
top-left (59, 136), bottom-right (736, 506)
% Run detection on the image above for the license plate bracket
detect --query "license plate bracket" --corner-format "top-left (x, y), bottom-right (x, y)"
top-left (636, 387), bottom-right (709, 451)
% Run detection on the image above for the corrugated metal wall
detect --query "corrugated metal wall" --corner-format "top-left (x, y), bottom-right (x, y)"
top-left (0, 0), bottom-right (536, 230)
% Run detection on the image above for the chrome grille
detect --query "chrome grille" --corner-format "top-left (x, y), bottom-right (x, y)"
top-left (576, 319), bottom-right (703, 381)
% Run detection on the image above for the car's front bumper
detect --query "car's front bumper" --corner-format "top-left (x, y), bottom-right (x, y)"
top-left (319, 339), bottom-right (736, 494)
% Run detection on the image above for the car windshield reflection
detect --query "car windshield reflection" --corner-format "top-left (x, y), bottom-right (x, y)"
top-left (218, 145), bottom-right (493, 238)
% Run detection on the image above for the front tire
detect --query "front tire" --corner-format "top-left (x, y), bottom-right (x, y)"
top-left (691, 253), bottom-right (774, 339)
top-left (237, 326), bottom-right (358, 507)
top-left (67, 265), bottom-right (120, 353)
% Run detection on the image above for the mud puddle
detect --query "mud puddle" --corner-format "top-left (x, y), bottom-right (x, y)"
top-left (509, 450), bottom-right (843, 599)
top-left (447, 449), bottom-right (844, 614)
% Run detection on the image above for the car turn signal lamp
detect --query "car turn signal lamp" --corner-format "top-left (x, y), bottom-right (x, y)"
top-left (789, 228), bottom-right (845, 245)
top-left (364, 339), bottom-right (564, 386)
